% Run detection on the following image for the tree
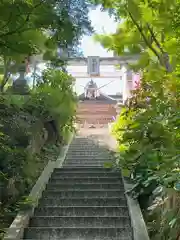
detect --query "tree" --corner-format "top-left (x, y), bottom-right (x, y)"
top-left (0, 0), bottom-right (92, 51)
top-left (0, 67), bottom-right (77, 235)
top-left (0, 0), bottom-right (93, 91)
top-left (93, 0), bottom-right (180, 73)
top-left (92, 1), bottom-right (180, 239)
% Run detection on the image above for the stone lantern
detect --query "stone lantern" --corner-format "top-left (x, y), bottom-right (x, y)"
top-left (12, 63), bottom-right (29, 94)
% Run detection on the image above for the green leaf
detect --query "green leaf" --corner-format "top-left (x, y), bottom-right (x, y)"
top-left (169, 218), bottom-right (177, 228)
top-left (104, 162), bottom-right (113, 168)
top-left (122, 168), bottom-right (130, 177)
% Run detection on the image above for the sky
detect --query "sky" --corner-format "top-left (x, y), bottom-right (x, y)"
top-left (27, 6), bottom-right (123, 94)
top-left (67, 6), bottom-right (124, 95)
top-left (81, 6), bottom-right (118, 57)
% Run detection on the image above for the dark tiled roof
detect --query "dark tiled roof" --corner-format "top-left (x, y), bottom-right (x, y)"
top-left (78, 93), bottom-right (117, 104)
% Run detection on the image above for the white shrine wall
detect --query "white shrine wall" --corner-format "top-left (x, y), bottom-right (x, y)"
top-left (67, 62), bottom-right (139, 103)
top-left (67, 65), bottom-right (123, 96)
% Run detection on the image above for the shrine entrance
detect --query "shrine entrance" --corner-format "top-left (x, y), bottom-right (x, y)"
top-left (67, 55), bottom-right (140, 128)
top-left (77, 79), bottom-right (117, 128)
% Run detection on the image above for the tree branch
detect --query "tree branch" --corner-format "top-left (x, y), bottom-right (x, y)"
top-left (146, 23), bottom-right (164, 54)
top-left (0, 0), bottom-right (46, 38)
top-left (0, 11), bottom-right (13, 32)
top-left (0, 57), bottom-right (11, 92)
top-left (0, 40), bottom-right (30, 54)
top-left (126, 9), bottom-right (172, 72)
top-left (127, 10), bottom-right (161, 61)
top-left (146, 24), bottom-right (172, 72)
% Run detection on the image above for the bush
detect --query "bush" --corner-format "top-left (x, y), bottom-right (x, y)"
top-left (0, 68), bottom-right (77, 235)
top-left (112, 70), bottom-right (180, 239)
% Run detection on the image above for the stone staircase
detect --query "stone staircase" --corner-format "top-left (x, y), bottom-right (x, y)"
top-left (77, 101), bottom-right (116, 126)
top-left (23, 136), bottom-right (133, 239)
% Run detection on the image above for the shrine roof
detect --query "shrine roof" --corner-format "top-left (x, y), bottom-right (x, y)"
top-left (78, 92), bottom-right (119, 104)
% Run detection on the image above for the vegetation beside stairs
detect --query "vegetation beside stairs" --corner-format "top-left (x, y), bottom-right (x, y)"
top-left (0, 69), bottom-right (77, 240)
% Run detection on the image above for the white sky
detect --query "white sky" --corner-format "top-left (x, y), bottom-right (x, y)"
top-left (81, 6), bottom-right (118, 57)
top-left (69, 6), bottom-right (124, 95)
top-left (27, 7), bottom-right (123, 94)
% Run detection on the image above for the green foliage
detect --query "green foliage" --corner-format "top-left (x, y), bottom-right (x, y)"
top-left (0, 0), bottom-right (92, 54)
top-left (28, 68), bottom-right (77, 133)
top-left (147, 206), bottom-right (180, 239)
top-left (16, 196), bottom-right (36, 211)
top-left (94, 0), bottom-right (180, 73)
top-left (93, 0), bottom-right (180, 239)
top-left (0, 68), bottom-right (77, 235)
top-left (0, 2), bottom-right (82, 236)
top-left (0, 0), bottom-right (93, 91)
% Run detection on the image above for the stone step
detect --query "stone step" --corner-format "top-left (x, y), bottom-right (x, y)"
top-left (68, 149), bottom-right (102, 152)
top-left (69, 144), bottom-right (108, 147)
top-left (65, 159), bottom-right (111, 162)
top-left (34, 206), bottom-right (130, 217)
top-left (66, 152), bottom-right (110, 157)
top-left (65, 157), bottom-right (110, 160)
top-left (67, 148), bottom-right (103, 152)
top-left (69, 142), bottom-right (99, 144)
top-left (46, 183), bottom-right (124, 190)
top-left (53, 167), bottom-right (119, 173)
top-left (67, 150), bottom-right (105, 154)
top-left (38, 197), bottom-right (127, 206)
top-left (64, 158), bottom-right (112, 161)
top-left (61, 164), bottom-right (114, 167)
top-left (64, 161), bottom-right (108, 164)
top-left (70, 140), bottom-right (95, 142)
top-left (67, 150), bottom-right (110, 154)
top-left (48, 179), bottom-right (123, 186)
top-left (50, 175), bottom-right (120, 180)
top-left (42, 189), bottom-right (125, 198)
top-left (69, 139), bottom-right (94, 141)
top-left (63, 164), bottom-right (107, 167)
top-left (68, 145), bottom-right (100, 148)
top-left (67, 149), bottom-right (103, 151)
top-left (49, 177), bottom-right (122, 184)
top-left (66, 154), bottom-right (111, 157)
top-left (69, 140), bottom-right (96, 142)
top-left (52, 171), bottom-right (121, 178)
top-left (62, 162), bottom-right (111, 166)
top-left (29, 216), bottom-right (131, 228)
top-left (65, 156), bottom-right (110, 159)
top-left (63, 164), bottom-right (114, 167)
top-left (24, 227), bottom-right (132, 239)
top-left (67, 150), bottom-right (111, 154)
top-left (70, 142), bottom-right (107, 144)
top-left (70, 139), bottom-right (95, 141)
top-left (24, 237), bottom-right (131, 240)
top-left (22, 137), bottom-right (133, 240)
top-left (64, 159), bottom-right (110, 161)
top-left (68, 143), bottom-right (109, 146)
top-left (65, 157), bottom-right (111, 160)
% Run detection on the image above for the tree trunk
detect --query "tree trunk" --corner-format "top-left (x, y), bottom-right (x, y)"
top-left (0, 57), bottom-right (11, 92)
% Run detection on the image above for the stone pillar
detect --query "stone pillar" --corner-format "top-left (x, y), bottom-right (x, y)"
top-left (122, 65), bottom-right (128, 104)
top-left (122, 65), bottom-right (133, 104)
